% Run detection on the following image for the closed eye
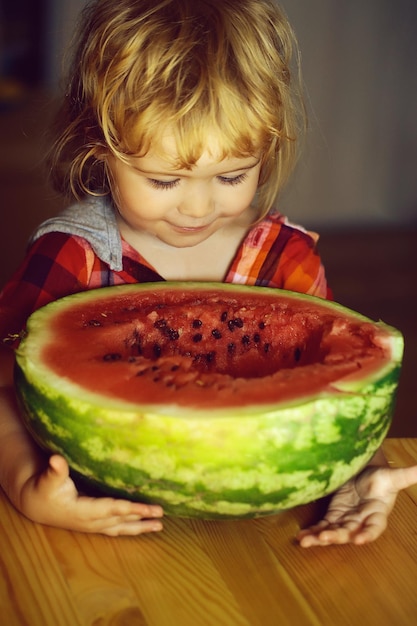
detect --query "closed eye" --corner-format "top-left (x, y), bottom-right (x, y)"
top-left (217, 172), bottom-right (249, 186)
top-left (147, 171), bottom-right (249, 190)
top-left (147, 178), bottom-right (180, 190)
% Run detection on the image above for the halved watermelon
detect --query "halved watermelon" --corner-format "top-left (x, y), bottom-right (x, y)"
top-left (14, 283), bottom-right (403, 518)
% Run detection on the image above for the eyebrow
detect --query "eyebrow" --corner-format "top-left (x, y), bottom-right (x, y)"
top-left (132, 158), bottom-right (261, 177)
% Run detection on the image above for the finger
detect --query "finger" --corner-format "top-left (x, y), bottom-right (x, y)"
top-left (114, 501), bottom-right (164, 519)
top-left (296, 521), bottom-right (336, 547)
top-left (103, 518), bottom-right (164, 537)
top-left (297, 517), bottom-right (366, 547)
top-left (352, 511), bottom-right (388, 545)
top-left (389, 465), bottom-right (417, 492)
top-left (79, 509), bottom-right (164, 535)
top-left (296, 517), bottom-right (358, 539)
top-left (72, 496), bottom-right (164, 531)
top-left (298, 527), bottom-right (349, 547)
top-left (47, 454), bottom-right (70, 479)
top-left (88, 497), bottom-right (164, 520)
top-left (296, 520), bottom-right (329, 540)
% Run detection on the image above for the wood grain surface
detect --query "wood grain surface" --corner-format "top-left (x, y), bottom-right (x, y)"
top-left (1, 438), bottom-right (417, 626)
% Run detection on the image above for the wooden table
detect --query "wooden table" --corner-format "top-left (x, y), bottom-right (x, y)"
top-left (1, 438), bottom-right (417, 626)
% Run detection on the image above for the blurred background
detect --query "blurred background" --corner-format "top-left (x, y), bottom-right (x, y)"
top-left (0, 0), bottom-right (416, 435)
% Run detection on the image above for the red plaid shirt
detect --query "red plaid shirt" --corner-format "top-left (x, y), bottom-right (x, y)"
top-left (0, 213), bottom-right (330, 344)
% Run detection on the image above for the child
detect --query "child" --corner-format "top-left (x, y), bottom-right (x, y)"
top-left (1, 0), bottom-right (416, 544)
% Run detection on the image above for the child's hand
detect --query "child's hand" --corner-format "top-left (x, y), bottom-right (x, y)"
top-left (19, 454), bottom-right (164, 535)
top-left (296, 464), bottom-right (417, 547)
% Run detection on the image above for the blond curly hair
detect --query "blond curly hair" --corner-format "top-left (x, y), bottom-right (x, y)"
top-left (48, 0), bottom-right (305, 217)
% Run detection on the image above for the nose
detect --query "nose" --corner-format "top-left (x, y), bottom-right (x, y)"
top-left (177, 183), bottom-right (215, 219)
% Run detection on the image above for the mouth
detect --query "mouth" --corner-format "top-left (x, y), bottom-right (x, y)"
top-left (170, 223), bottom-right (213, 234)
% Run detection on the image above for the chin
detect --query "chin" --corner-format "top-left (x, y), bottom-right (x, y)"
top-left (160, 231), bottom-right (214, 249)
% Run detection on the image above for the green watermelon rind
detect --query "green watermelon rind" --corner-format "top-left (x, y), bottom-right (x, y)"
top-left (14, 283), bottom-right (403, 519)
top-left (15, 362), bottom-right (398, 518)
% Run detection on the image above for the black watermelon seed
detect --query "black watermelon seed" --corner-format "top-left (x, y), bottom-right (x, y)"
top-left (87, 319), bottom-right (102, 327)
top-left (264, 343), bottom-right (270, 353)
top-left (168, 328), bottom-right (180, 340)
top-left (171, 364), bottom-right (180, 371)
top-left (233, 317), bottom-right (244, 328)
top-left (253, 333), bottom-right (261, 343)
top-left (154, 319), bottom-right (167, 329)
top-left (258, 321), bottom-right (266, 329)
top-left (153, 344), bottom-right (162, 358)
top-left (192, 319), bottom-right (203, 328)
top-left (294, 347), bottom-right (302, 362)
top-left (227, 342), bottom-right (236, 354)
top-left (193, 333), bottom-right (203, 343)
top-left (212, 329), bottom-right (222, 339)
top-left (103, 353), bottom-right (122, 361)
top-left (241, 335), bottom-right (250, 345)
top-left (221, 311), bottom-right (228, 322)
top-left (227, 320), bottom-right (237, 332)
top-left (206, 351), bottom-right (215, 363)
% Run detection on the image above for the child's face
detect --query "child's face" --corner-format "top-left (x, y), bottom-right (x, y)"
top-left (107, 134), bottom-right (261, 248)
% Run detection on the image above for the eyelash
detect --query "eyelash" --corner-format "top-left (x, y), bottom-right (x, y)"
top-left (148, 179), bottom-right (179, 190)
top-left (218, 172), bottom-right (248, 186)
top-left (147, 172), bottom-right (249, 190)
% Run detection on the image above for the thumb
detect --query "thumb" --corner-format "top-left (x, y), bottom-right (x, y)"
top-left (47, 454), bottom-right (70, 481)
top-left (390, 465), bottom-right (417, 492)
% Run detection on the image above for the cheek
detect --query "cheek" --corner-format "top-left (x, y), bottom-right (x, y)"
top-left (219, 193), bottom-right (253, 218)
top-left (118, 182), bottom-right (169, 219)
top-left (230, 179), bottom-right (259, 209)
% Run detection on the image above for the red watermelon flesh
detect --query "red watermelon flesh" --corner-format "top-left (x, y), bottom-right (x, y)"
top-left (40, 284), bottom-right (392, 408)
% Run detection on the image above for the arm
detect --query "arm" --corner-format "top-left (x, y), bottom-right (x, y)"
top-left (296, 447), bottom-right (417, 547)
top-left (276, 231), bottom-right (417, 545)
top-left (0, 346), bottom-right (163, 535)
top-left (0, 232), bottom-right (163, 534)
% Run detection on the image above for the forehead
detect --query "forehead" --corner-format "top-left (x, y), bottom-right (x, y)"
top-left (128, 149), bottom-right (260, 178)
top-left (124, 114), bottom-right (264, 163)
top-left (133, 129), bottom-right (261, 169)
